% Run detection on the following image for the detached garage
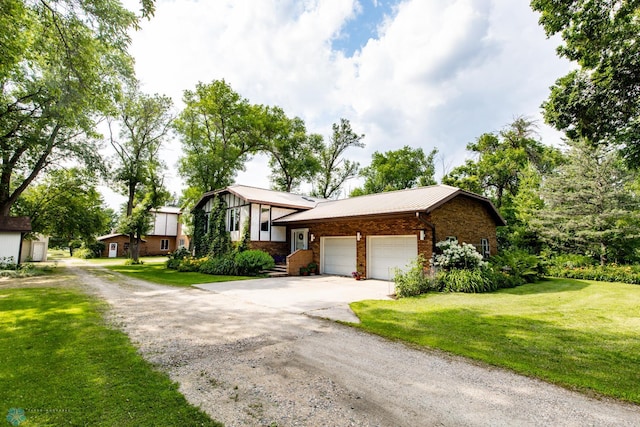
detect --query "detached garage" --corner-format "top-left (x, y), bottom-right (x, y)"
top-left (272, 184), bottom-right (506, 279)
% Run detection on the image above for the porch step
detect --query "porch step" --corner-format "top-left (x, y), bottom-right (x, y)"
top-left (261, 263), bottom-right (288, 277)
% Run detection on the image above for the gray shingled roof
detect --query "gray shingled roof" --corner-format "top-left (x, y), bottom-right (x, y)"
top-left (0, 216), bottom-right (32, 232)
top-left (195, 185), bottom-right (322, 210)
top-left (273, 185), bottom-right (505, 225)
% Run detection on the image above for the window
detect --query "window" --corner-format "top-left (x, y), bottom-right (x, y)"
top-left (228, 208), bottom-right (241, 232)
top-left (480, 238), bottom-right (490, 259)
top-left (161, 239), bottom-right (169, 250)
top-left (178, 239), bottom-right (185, 248)
top-left (260, 207), bottom-right (270, 232)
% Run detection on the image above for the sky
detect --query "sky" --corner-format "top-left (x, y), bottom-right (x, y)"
top-left (103, 0), bottom-right (573, 207)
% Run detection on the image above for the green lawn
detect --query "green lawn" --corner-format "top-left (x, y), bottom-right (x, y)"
top-left (351, 278), bottom-right (640, 404)
top-left (0, 285), bottom-right (221, 426)
top-left (82, 255), bottom-right (168, 265)
top-left (104, 263), bottom-right (253, 286)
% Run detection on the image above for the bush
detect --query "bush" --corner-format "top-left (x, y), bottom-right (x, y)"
top-left (166, 247), bottom-right (191, 270)
top-left (547, 263), bottom-right (640, 285)
top-left (85, 241), bottom-right (105, 258)
top-left (198, 256), bottom-right (238, 275)
top-left (177, 257), bottom-right (207, 272)
top-left (490, 249), bottom-right (545, 285)
top-left (549, 254), bottom-right (597, 269)
top-left (124, 258), bottom-right (144, 265)
top-left (0, 256), bottom-right (17, 270)
top-left (431, 240), bottom-right (487, 271)
top-left (234, 250), bottom-right (275, 276)
top-left (436, 268), bottom-right (498, 293)
top-left (393, 256), bottom-right (439, 298)
top-left (73, 248), bottom-right (95, 259)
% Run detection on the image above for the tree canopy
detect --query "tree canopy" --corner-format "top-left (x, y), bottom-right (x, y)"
top-left (0, 0), bottom-right (147, 216)
top-left (351, 146), bottom-right (438, 196)
top-left (531, 0), bottom-right (640, 167)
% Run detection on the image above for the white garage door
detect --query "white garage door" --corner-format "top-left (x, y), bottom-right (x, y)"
top-left (322, 237), bottom-right (357, 276)
top-left (368, 235), bottom-right (418, 280)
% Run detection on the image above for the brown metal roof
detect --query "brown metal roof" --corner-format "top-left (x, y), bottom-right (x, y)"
top-left (0, 216), bottom-right (32, 232)
top-left (195, 185), bottom-right (323, 210)
top-left (273, 185), bottom-right (506, 225)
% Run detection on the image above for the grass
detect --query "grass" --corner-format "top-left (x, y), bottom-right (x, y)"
top-left (104, 262), bottom-right (253, 286)
top-left (0, 281), bottom-right (221, 426)
top-left (81, 256), bottom-right (168, 265)
top-left (350, 277), bottom-right (640, 404)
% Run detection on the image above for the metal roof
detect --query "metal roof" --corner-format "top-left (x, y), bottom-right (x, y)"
top-left (273, 185), bottom-right (506, 225)
top-left (195, 185), bottom-right (323, 210)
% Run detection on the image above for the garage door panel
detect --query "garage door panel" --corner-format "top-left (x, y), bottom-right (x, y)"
top-left (322, 237), bottom-right (356, 276)
top-left (369, 236), bottom-right (417, 280)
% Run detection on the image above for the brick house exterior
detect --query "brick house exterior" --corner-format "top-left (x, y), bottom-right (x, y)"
top-left (196, 184), bottom-right (505, 280)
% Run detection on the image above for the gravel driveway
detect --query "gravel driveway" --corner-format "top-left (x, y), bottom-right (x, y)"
top-left (70, 261), bottom-right (640, 426)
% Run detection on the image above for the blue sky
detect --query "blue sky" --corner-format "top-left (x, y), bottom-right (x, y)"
top-left (102, 0), bottom-right (573, 207)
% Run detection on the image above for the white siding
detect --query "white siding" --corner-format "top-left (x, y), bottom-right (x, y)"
top-left (0, 232), bottom-right (22, 264)
top-left (250, 204), bottom-right (260, 241)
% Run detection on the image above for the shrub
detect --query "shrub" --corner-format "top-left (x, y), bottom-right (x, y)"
top-left (85, 241), bottom-right (105, 258)
top-left (393, 256), bottom-right (439, 298)
top-left (0, 256), bottom-right (17, 270)
top-left (547, 263), bottom-right (640, 285)
top-left (198, 256), bottom-right (238, 275)
top-left (234, 250), bottom-right (275, 276)
top-left (436, 268), bottom-right (498, 293)
top-left (490, 249), bottom-right (545, 285)
top-left (73, 248), bottom-right (95, 259)
top-left (166, 247), bottom-right (191, 270)
top-left (124, 258), bottom-right (144, 265)
top-left (177, 257), bottom-right (207, 272)
top-left (549, 254), bottom-right (597, 269)
top-left (431, 240), bottom-right (487, 271)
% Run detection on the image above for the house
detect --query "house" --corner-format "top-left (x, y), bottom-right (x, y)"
top-left (0, 216), bottom-right (32, 266)
top-left (98, 207), bottom-right (189, 257)
top-left (195, 184), bottom-right (506, 279)
top-left (194, 185), bottom-right (321, 262)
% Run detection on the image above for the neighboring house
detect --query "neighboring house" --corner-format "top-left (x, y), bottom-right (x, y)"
top-left (21, 234), bottom-right (49, 262)
top-left (196, 184), bottom-right (506, 280)
top-left (0, 216), bottom-right (32, 266)
top-left (194, 185), bottom-right (321, 262)
top-left (98, 207), bottom-right (189, 258)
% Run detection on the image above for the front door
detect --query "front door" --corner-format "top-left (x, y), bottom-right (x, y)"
top-left (108, 243), bottom-right (118, 258)
top-left (32, 242), bottom-right (45, 262)
top-left (291, 229), bottom-right (308, 252)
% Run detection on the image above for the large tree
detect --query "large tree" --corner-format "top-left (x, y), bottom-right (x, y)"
top-left (264, 107), bottom-right (321, 193)
top-left (533, 140), bottom-right (640, 265)
top-left (14, 168), bottom-right (111, 254)
top-left (109, 88), bottom-right (173, 261)
top-left (175, 80), bottom-right (268, 196)
top-left (0, 0), bottom-right (152, 217)
top-left (311, 118), bottom-right (365, 199)
top-left (351, 146), bottom-right (438, 196)
top-left (531, 0), bottom-right (640, 167)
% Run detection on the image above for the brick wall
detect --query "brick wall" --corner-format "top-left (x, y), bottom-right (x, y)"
top-left (429, 195), bottom-right (499, 256)
top-left (286, 249), bottom-right (313, 275)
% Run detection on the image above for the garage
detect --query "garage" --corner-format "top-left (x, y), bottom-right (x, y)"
top-left (321, 237), bottom-right (356, 276)
top-left (368, 235), bottom-right (418, 280)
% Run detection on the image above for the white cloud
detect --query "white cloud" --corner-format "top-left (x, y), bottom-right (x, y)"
top-left (115, 0), bottom-right (572, 207)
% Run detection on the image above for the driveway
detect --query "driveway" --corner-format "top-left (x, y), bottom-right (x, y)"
top-left (195, 275), bottom-right (395, 322)
top-left (69, 261), bottom-right (640, 427)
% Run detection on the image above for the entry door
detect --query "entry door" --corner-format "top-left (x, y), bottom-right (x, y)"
top-left (291, 229), bottom-right (308, 252)
top-left (32, 242), bottom-right (45, 262)
top-left (108, 243), bottom-right (118, 258)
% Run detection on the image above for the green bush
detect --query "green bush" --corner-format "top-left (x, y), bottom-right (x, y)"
top-left (73, 248), bottom-right (95, 259)
top-left (549, 254), bottom-right (597, 268)
top-left (490, 249), bottom-right (545, 285)
top-left (177, 257), bottom-right (206, 272)
top-left (437, 268), bottom-right (498, 293)
top-left (431, 240), bottom-right (487, 271)
top-left (393, 256), bottom-right (439, 298)
top-left (198, 256), bottom-right (238, 275)
top-left (124, 258), bottom-right (144, 265)
top-left (547, 263), bottom-right (640, 285)
top-left (166, 247), bottom-right (191, 270)
top-left (85, 241), bottom-right (105, 258)
top-left (234, 250), bottom-right (275, 276)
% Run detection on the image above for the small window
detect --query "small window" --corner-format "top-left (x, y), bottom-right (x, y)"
top-left (228, 208), bottom-right (241, 232)
top-left (260, 207), bottom-right (270, 232)
top-left (123, 242), bottom-right (130, 251)
top-left (178, 239), bottom-right (185, 248)
top-left (161, 239), bottom-right (169, 250)
top-left (480, 238), bottom-right (490, 258)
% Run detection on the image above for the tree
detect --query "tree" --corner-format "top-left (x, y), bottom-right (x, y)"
top-left (531, 0), bottom-right (640, 168)
top-left (14, 168), bottom-right (111, 254)
top-left (175, 80), bottom-right (267, 196)
top-left (0, 0), bottom-right (151, 217)
top-left (264, 107), bottom-right (321, 193)
top-left (310, 118), bottom-right (365, 199)
top-left (443, 118), bottom-right (560, 209)
top-left (351, 146), bottom-right (438, 196)
top-left (533, 140), bottom-right (640, 265)
top-left (109, 88), bottom-right (173, 262)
